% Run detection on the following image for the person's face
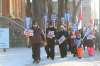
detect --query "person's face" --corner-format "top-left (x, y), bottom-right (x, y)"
top-left (33, 24), bottom-right (38, 28)
top-left (72, 32), bottom-right (75, 35)
top-left (61, 26), bottom-right (65, 31)
top-left (49, 25), bottom-right (53, 28)
top-left (61, 28), bottom-right (65, 31)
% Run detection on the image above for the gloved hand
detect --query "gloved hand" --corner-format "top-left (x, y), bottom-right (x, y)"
top-left (44, 41), bottom-right (47, 46)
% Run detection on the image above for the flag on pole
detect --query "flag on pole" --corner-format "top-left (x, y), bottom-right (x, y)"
top-left (78, 2), bottom-right (83, 30)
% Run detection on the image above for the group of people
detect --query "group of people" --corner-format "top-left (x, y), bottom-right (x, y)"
top-left (29, 22), bottom-right (96, 64)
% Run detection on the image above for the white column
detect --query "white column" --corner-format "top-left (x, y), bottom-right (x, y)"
top-left (9, 0), bottom-right (13, 17)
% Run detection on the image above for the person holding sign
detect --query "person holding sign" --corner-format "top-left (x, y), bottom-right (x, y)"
top-left (57, 25), bottom-right (68, 58)
top-left (68, 31), bottom-right (77, 57)
top-left (45, 24), bottom-right (57, 60)
top-left (30, 23), bottom-right (45, 64)
top-left (83, 25), bottom-right (95, 56)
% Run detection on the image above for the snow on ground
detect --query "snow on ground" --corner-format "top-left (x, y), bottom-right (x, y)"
top-left (0, 47), bottom-right (100, 66)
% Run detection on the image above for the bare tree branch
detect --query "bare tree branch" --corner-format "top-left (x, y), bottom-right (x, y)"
top-left (47, 0), bottom-right (52, 23)
top-left (75, 0), bottom-right (81, 12)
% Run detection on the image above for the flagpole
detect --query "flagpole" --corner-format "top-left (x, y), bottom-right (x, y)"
top-left (81, 0), bottom-right (82, 13)
top-left (81, 0), bottom-right (82, 29)
top-left (81, 0), bottom-right (83, 29)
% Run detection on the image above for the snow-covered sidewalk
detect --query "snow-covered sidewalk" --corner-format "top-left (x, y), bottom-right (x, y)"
top-left (0, 47), bottom-right (100, 66)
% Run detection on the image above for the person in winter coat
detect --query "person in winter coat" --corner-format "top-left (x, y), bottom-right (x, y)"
top-left (68, 31), bottom-right (77, 57)
top-left (30, 23), bottom-right (45, 64)
top-left (75, 31), bottom-right (83, 58)
top-left (57, 25), bottom-right (68, 58)
top-left (75, 31), bottom-right (82, 48)
top-left (83, 26), bottom-right (95, 48)
top-left (83, 25), bottom-right (96, 56)
top-left (45, 24), bottom-right (57, 60)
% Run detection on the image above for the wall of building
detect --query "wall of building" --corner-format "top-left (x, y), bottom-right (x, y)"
top-left (2, 0), bottom-right (10, 16)
top-left (0, 0), bottom-right (2, 16)
top-left (10, 0), bottom-right (26, 19)
top-left (0, 0), bottom-right (26, 19)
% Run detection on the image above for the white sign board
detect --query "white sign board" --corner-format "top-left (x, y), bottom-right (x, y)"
top-left (0, 28), bottom-right (9, 48)
top-left (72, 24), bottom-right (78, 32)
top-left (44, 15), bottom-right (48, 22)
top-left (24, 17), bottom-right (32, 29)
top-left (47, 31), bottom-right (55, 39)
top-left (64, 13), bottom-right (70, 22)
top-left (51, 14), bottom-right (57, 22)
top-left (24, 29), bottom-right (34, 37)
top-left (58, 35), bottom-right (66, 44)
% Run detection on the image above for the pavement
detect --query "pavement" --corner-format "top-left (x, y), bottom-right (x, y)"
top-left (0, 47), bottom-right (100, 66)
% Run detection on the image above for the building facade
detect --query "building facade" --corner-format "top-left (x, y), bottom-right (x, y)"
top-left (0, 0), bottom-right (26, 19)
top-left (2, 0), bottom-right (10, 16)
top-left (10, 0), bottom-right (26, 19)
top-left (0, 0), bottom-right (2, 16)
